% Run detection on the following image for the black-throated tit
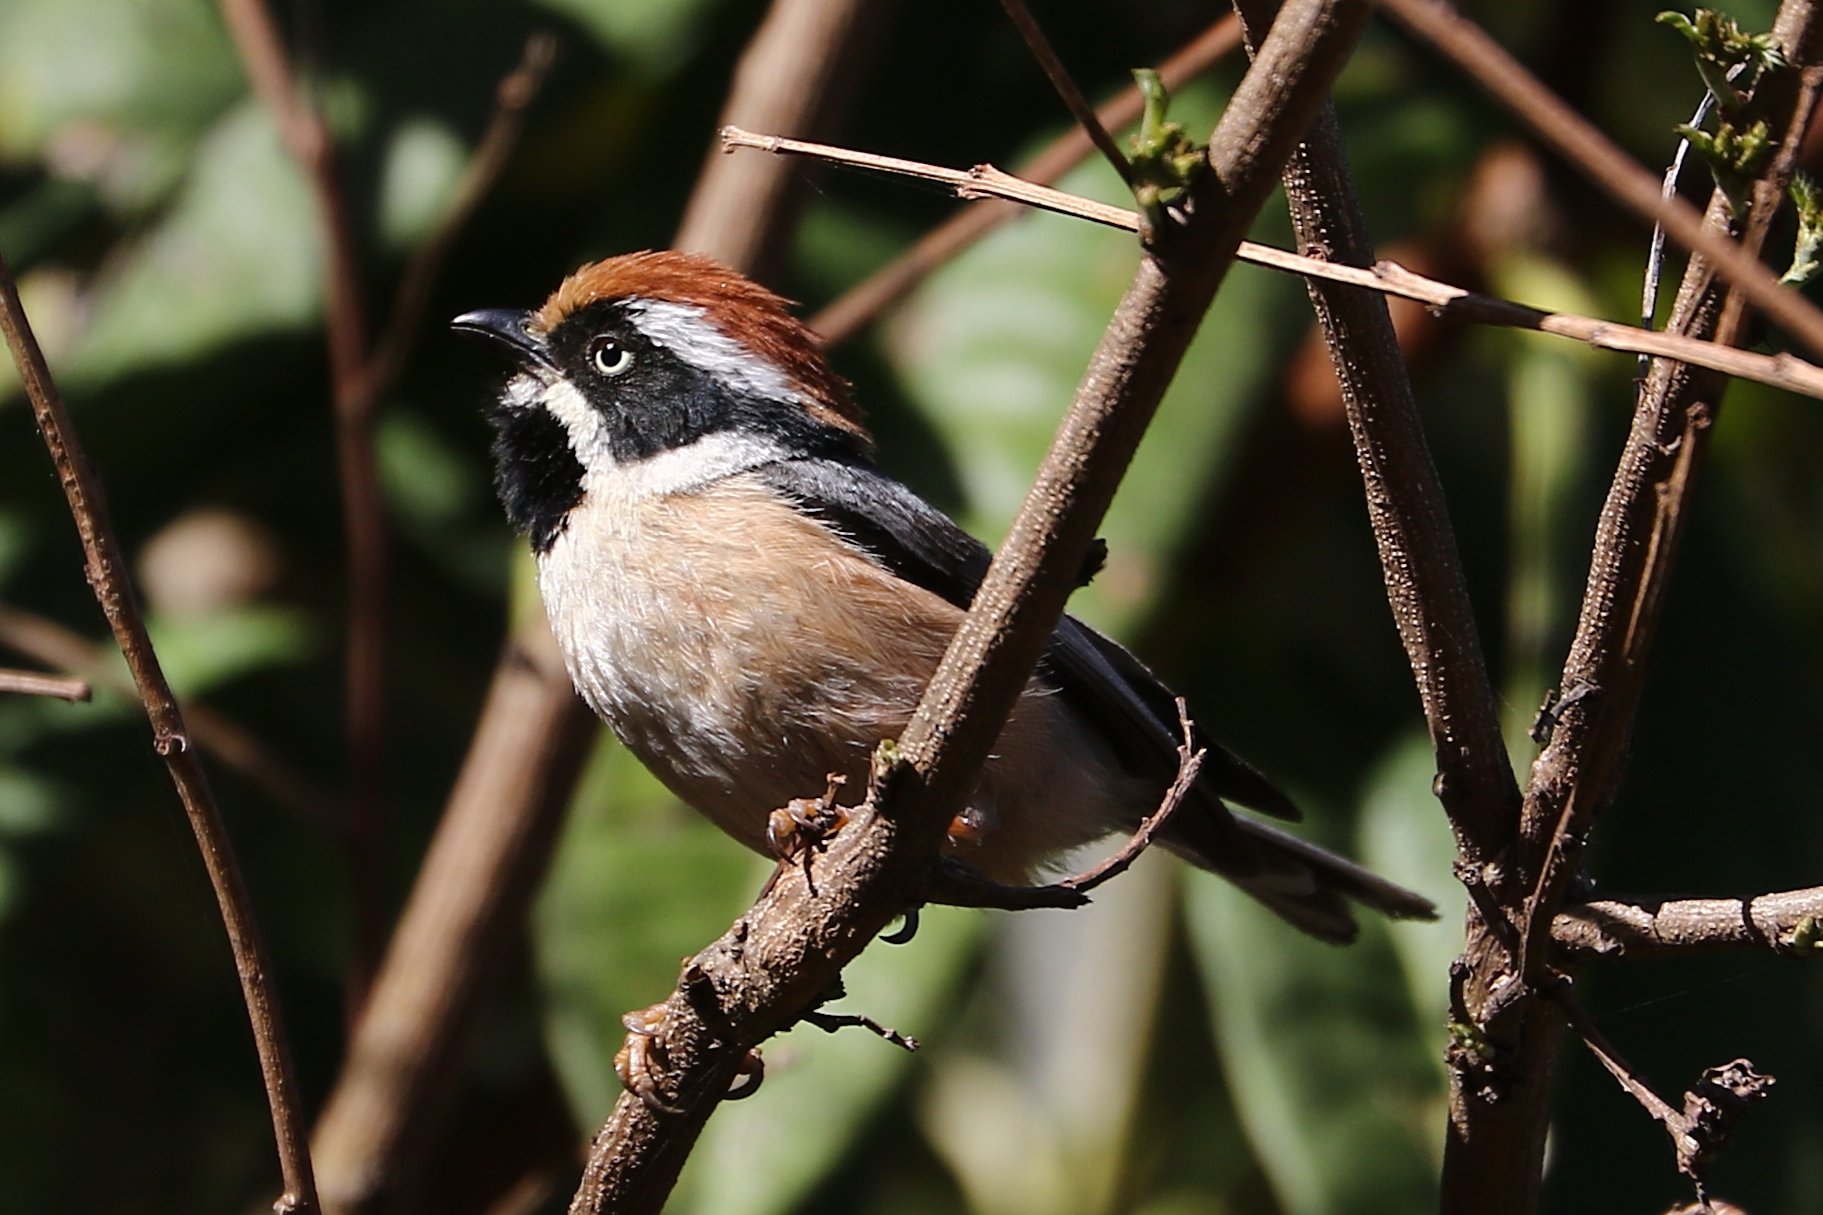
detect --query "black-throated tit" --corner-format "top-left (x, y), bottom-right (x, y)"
top-left (455, 251), bottom-right (1433, 941)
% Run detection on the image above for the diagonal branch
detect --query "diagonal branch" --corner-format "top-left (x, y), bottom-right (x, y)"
top-left (995, 0), bottom-right (1135, 184)
top-left (1515, 2), bottom-right (1823, 988)
top-left (1382, 0), bottom-right (1823, 364)
top-left (728, 127), bottom-right (1823, 401)
top-left (0, 254), bottom-right (319, 1213)
top-left (567, 2), bottom-right (1374, 1211)
top-left (809, 15), bottom-right (1241, 345)
top-left (310, 3), bottom-right (889, 1211)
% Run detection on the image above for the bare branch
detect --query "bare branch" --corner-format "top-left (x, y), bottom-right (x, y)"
top-left (995, 0), bottom-right (1134, 185)
top-left (568, 3), bottom-right (1374, 1210)
top-left (0, 254), bottom-right (319, 1213)
top-left (809, 16), bottom-right (1241, 345)
top-left (364, 32), bottom-right (558, 398)
top-left (1515, 2), bottom-right (1823, 985)
top-left (1382, 0), bottom-right (1823, 364)
top-left (217, 0), bottom-right (388, 993)
top-left (728, 127), bottom-right (1823, 402)
top-left (0, 604), bottom-right (342, 828)
top-left (1554, 887), bottom-right (1823, 960)
top-left (0, 666), bottom-right (90, 701)
top-left (312, 3), bottom-right (890, 1209)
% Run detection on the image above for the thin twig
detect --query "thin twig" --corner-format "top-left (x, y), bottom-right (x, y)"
top-left (728, 127), bottom-right (1823, 401)
top-left (1640, 89), bottom-right (1720, 376)
top-left (1515, 2), bottom-right (1823, 988)
top-left (0, 604), bottom-right (343, 828)
top-left (0, 666), bottom-right (90, 701)
top-left (809, 15), bottom-right (1241, 345)
top-left (364, 32), bottom-right (558, 396)
top-left (995, 0), bottom-right (1134, 185)
top-left (0, 254), bottom-right (319, 1213)
top-left (1555, 985), bottom-right (1683, 1127)
top-left (217, 0), bottom-right (387, 998)
top-left (568, 4), bottom-right (1373, 1211)
top-left (1062, 699), bottom-right (1202, 893)
top-left (1553, 886), bottom-right (1823, 959)
top-left (1382, 0), bottom-right (1823, 364)
top-left (313, 3), bottom-right (888, 1209)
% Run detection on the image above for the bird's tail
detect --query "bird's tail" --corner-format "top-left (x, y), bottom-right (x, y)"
top-left (1174, 813), bottom-right (1438, 945)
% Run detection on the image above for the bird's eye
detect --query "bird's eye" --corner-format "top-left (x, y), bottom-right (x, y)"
top-left (590, 337), bottom-right (633, 377)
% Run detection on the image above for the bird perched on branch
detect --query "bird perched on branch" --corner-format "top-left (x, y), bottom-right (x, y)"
top-left (455, 250), bottom-right (1434, 942)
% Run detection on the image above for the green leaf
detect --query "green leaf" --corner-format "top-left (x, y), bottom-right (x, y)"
top-left (524, 0), bottom-right (727, 67)
top-left (145, 606), bottom-right (314, 696)
top-left (67, 103), bottom-right (321, 386)
top-left (1357, 734), bottom-right (1467, 1067)
top-left (1184, 861), bottom-right (1442, 1215)
top-left (0, 0), bottom-right (240, 208)
top-left (918, 861), bottom-right (1177, 1215)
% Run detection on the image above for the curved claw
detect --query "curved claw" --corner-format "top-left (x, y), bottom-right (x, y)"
top-left (614, 1003), bottom-right (685, 1115)
top-left (724, 1050), bottom-right (766, 1101)
top-left (879, 908), bottom-right (920, 945)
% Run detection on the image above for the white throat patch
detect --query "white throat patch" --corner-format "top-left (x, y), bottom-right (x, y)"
top-left (526, 375), bottom-right (790, 501)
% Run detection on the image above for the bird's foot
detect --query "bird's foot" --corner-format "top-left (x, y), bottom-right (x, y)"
top-left (614, 1002), bottom-right (684, 1114)
top-left (765, 774), bottom-right (850, 896)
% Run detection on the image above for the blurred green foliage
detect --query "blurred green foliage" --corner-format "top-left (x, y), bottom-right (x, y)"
top-left (1, 1), bottom-right (1821, 1212)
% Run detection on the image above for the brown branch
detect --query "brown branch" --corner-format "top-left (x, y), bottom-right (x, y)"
top-left (220, 15), bottom-right (558, 1011)
top-left (1554, 887), bottom-right (1823, 960)
top-left (0, 604), bottom-right (343, 829)
top-left (729, 128), bottom-right (1823, 402)
top-left (217, 0), bottom-right (388, 997)
top-left (1515, 4), bottom-right (1823, 984)
top-left (0, 666), bottom-right (90, 701)
top-left (0, 255), bottom-right (319, 1213)
top-left (676, 0), bottom-right (884, 280)
top-left (996, 0), bottom-right (1134, 185)
top-left (1558, 990), bottom-right (1775, 1200)
top-left (568, 2), bottom-right (1374, 1211)
top-left (310, 3), bottom-right (890, 1211)
top-left (1230, 0), bottom-right (1517, 860)
top-left (1381, 0), bottom-right (1823, 364)
top-left (1224, 1), bottom-right (1535, 1201)
top-left (809, 16), bottom-right (1240, 345)
top-left (363, 32), bottom-right (558, 398)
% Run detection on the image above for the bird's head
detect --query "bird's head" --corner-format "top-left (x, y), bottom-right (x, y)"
top-left (454, 250), bottom-right (868, 551)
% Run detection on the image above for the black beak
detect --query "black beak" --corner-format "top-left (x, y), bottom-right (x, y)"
top-left (451, 308), bottom-right (555, 371)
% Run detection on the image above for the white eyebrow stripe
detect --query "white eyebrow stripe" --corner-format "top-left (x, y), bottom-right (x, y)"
top-left (624, 299), bottom-right (800, 403)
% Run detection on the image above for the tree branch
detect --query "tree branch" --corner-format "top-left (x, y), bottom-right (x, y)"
top-left (728, 127), bottom-right (1823, 402)
top-left (1382, 0), bottom-right (1823, 364)
top-left (995, 0), bottom-right (1134, 185)
top-left (1516, 3), bottom-right (1823, 985)
top-left (218, 0), bottom-right (389, 996)
top-left (310, 3), bottom-right (890, 1210)
top-left (1554, 887), bottom-right (1823, 960)
top-left (808, 16), bottom-right (1241, 345)
top-left (0, 254), bottom-right (319, 1213)
top-left (567, 2), bottom-right (1373, 1210)
top-left (0, 666), bottom-right (90, 701)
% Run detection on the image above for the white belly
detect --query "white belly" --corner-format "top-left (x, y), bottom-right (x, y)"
top-left (537, 475), bottom-right (1128, 876)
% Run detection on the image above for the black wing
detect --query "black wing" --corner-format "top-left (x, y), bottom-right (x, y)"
top-left (750, 456), bottom-right (1298, 822)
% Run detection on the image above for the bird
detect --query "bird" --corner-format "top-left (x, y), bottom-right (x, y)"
top-left (454, 250), bottom-right (1435, 943)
